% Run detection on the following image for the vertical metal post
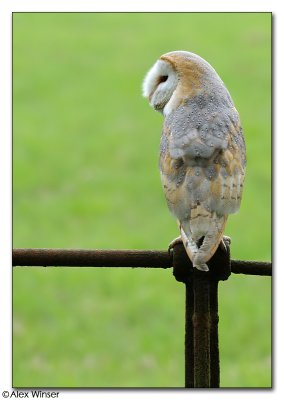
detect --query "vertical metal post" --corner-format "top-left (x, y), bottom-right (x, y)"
top-left (209, 280), bottom-right (220, 387)
top-left (185, 283), bottom-right (194, 388)
top-left (192, 275), bottom-right (211, 388)
top-left (172, 239), bottom-right (231, 388)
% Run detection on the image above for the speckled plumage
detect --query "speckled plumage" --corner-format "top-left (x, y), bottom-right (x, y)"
top-left (143, 51), bottom-right (246, 271)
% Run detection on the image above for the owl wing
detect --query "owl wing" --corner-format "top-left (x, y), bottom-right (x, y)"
top-left (165, 100), bottom-right (246, 216)
top-left (168, 100), bottom-right (231, 161)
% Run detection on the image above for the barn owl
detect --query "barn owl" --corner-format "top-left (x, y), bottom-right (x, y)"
top-left (142, 51), bottom-right (246, 271)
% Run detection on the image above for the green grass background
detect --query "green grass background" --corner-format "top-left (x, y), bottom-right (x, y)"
top-left (13, 12), bottom-right (271, 388)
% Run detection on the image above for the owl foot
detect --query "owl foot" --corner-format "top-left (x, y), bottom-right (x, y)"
top-left (168, 236), bottom-right (183, 253)
top-left (220, 236), bottom-right (231, 253)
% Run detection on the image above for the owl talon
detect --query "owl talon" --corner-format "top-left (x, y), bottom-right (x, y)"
top-left (220, 236), bottom-right (231, 253)
top-left (223, 235), bottom-right (231, 245)
top-left (168, 236), bottom-right (183, 253)
top-left (220, 239), bottom-right (226, 253)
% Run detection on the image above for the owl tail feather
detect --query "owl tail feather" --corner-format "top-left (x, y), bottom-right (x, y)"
top-left (180, 215), bottom-right (227, 272)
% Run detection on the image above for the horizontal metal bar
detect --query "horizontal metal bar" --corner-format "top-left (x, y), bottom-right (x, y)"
top-left (231, 259), bottom-right (272, 276)
top-left (12, 248), bottom-right (272, 276)
top-left (12, 248), bottom-right (172, 269)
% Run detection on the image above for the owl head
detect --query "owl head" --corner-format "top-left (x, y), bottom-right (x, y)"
top-left (142, 50), bottom-right (230, 116)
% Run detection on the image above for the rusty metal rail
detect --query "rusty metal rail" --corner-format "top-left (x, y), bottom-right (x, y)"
top-left (12, 248), bottom-right (271, 276)
top-left (12, 244), bottom-right (271, 388)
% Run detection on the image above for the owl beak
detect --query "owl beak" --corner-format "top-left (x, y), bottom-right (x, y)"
top-left (153, 103), bottom-right (165, 113)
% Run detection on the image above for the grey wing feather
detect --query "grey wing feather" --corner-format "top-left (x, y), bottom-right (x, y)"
top-left (167, 99), bottom-right (232, 163)
top-left (163, 95), bottom-right (246, 216)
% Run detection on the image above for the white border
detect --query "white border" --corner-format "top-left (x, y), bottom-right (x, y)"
top-left (0, 0), bottom-right (277, 12)
top-left (1, 1), bottom-right (281, 399)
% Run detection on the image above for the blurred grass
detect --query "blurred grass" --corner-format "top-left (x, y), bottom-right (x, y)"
top-left (13, 12), bottom-right (271, 388)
